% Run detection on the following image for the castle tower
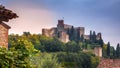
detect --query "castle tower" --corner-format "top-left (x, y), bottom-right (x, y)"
top-left (94, 47), bottom-right (102, 57)
top-left (57, 20), bottom-right (64, 31)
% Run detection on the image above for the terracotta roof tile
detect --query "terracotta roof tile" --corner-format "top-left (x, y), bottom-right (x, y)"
top-left (0, 22), bottom-right (11, 29)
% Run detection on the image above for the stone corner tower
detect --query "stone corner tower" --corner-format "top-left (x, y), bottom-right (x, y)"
top-left (94, 46), bottom-right (102, 57)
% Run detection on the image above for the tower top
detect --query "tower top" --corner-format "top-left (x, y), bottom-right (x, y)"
top-left (58, 20), bottom-right (64, 25)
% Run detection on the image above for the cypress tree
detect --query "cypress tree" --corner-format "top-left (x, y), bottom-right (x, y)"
top-left (70, 26), bottom-right (75, 40)
top-left (90, 30), bottom-right (92, 41)
top-left (98, 35), bottom-right (104, 47)
top-left (99, 39), bottom-right (104, 47)
top-left (107, 42), bottom-right (110, 57)
top-left (92, 31), bottom-right (96, 43)
top-left (116, 43), bottom-right (120, 58)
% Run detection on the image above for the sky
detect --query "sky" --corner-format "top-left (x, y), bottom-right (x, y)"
top-left (0, 0), bottom-right (120, 47)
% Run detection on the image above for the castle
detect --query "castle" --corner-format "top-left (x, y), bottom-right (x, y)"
top-left (42, 20), bottom-right (103, 57)
top-left (42, 20), bottom-right (102, 43)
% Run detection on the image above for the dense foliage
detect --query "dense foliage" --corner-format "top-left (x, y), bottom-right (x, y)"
top-left (7, 32), bottom-right (102, 68)
top-left (6, 32), bottom-right (120, 68)
top-left (56, 52), bottom-right (99, 68)
top-left (0, 34), bottom-right (61, 68)
top-left (115, 43), bottom-right (120, 58)
top-left (0, 39), bottom-right (34, 68)
top-left (2, 31), bottom-right (117, 68)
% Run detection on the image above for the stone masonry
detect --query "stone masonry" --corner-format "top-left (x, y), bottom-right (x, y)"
top-left (0, 22), bottom-right (10, 48)
top-left (94, 47), bottom-right (102, 57)
top-left (97, 59), bottom-right (120, 68)
top-left (42, 20), bottom-right (102, 43)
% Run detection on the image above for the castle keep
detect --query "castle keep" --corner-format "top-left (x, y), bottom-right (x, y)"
top-left (42, 20), bottom-right (102, 43)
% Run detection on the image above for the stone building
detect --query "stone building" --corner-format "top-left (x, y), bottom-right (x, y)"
top-left (42, 20), bottom-right (102, 43)
top-left (94, 47), bottom-right (102, 57)
top-left (0, 22), bottom-right (10, 48)
top-left (83, 46), bottom-right (102, 57)
top-left (0, 5), bottom-right (18, 49)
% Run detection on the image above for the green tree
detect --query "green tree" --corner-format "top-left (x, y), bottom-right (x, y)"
top-left (44, 37), bottom-right (65, 52)
top-left (97, 33), bottom-right (104, 47)
top-left (23, 32), bottom-right (31, 37)
top-left (65, 41), bottom-right (81, 53)
top-left (10, 39), bottom-right (37, 68)
top-left (107, 42), bottom-right (110, 57)
top-left (90, 30), bottom-right (92, 41)
top-left (0, 38), bottom-right (37, 68)
top-left (30, 53), bottom-right (61, 68)
top-left (90, 56), bottom-right (100, 68)
top-left (56, 52), bottom-right (99, 68)
top-left (98, 39), bottom-right (104, 47)
top-left (92, 31), bottom-right (96, 43)
top-left (109, 46), bottom-right (115, 58)
top-left (116, 43), bottom-right (120, 58)
top-left (102, 44), bottom-right (107, 58)
top-left (28, 34), bottom-right (43, 51)
top-left (0, 48), bottom-right (14, 68)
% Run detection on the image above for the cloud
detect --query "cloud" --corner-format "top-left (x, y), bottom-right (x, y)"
top-left (2, 0), bottom-right (120, 47)
top-left (5, 2), bottom-right (56, 34)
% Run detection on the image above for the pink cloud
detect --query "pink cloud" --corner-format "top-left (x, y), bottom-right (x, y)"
top-left (5, 5), bottom-right (56, 35)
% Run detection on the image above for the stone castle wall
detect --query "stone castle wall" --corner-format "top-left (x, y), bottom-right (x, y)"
top-left (94, 47), bottom-right (102, 57)
top-left (42, 28), bottom-right (57, 37)
top-left (59, 31), bottom-right (69, 43)
top-left (42, 20), bottom-right (101, 43)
